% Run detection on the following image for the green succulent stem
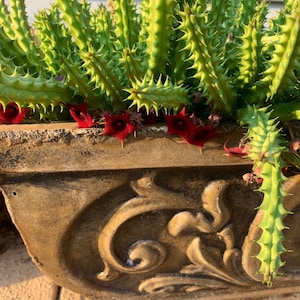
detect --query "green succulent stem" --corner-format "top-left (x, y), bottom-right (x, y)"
top-left (125, 75), bottom-right (189, 114)
top-left (90, 4), bottom-right (116, 57)
top-left (112, 0), bottom-right (139, 49)
top-left (0, 68), bottom-right (72, 109)
top-left (120, 48), bottom-right (144, 82)
top-left (238, 2), bottom-right (267, 86)
top-left (0, 0), bottom-right (44, 73)
top-left (261, 6), bottom-right (300, 100)
top-left (179, 3), bottom-right (237, 116)
top-left (241, 106), bottom-right (289, 286)
top-left (81, 48), bottom-right (126, 110)
top-left (256, 162), bottom-right (289, 286)
top-left (55, 0), bottom-right (126, 109)
top-left (144, 0), bottom-right (176, 77)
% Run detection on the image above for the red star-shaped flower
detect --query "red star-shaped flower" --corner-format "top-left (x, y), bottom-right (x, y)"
top-left (185, 126), bottom-right (217, 153)
top-left (164, 108), bottom-right (196, 139)
top-left (66, 103), bottom-right (95, 128)
top-left (102, 113), bottom-right (137, 147)
top-left (0, 102), bottom-right (29, 124)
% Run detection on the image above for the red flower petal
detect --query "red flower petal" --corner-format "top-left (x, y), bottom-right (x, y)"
top-left (102, 113), bottom-right (137, 146)
top-left (164, 108), bottom-right (196, 139)
top-left (66, 103), bottom-right (95, 128)
top-left (0, 102), bottom-right (29, 124)
top-left (223, 141), bottom-right (250, 157)
top-left (185, 126), bottom-right (216, 152)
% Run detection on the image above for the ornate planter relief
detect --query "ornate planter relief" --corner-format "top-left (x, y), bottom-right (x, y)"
top-left (97, 175), bottom-right (245, 289)
top-left (0, 125), bottom-right (300, 299)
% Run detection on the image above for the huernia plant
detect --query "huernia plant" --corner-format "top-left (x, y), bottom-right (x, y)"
top-left (0, 0), bottom-right (299, 286)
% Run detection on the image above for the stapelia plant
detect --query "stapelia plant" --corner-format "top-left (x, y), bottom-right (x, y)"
top-left (0, 0), bottom-right (300, 286)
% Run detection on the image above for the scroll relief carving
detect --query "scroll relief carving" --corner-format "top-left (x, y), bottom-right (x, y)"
top-left (96, 171), bottom-right (257, 295)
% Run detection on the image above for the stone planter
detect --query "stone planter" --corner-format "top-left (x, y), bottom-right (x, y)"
top-left (0, 123), bottom-right (300, 299)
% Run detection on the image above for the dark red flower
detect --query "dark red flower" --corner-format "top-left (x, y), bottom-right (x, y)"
top-left (164, 108), bottom-right (196, 139)
top-left (223, 141), bottom-right (250, 157)
top-left (66, 103), bottom-right (95, 128)
top-left (0, 102), bottom-right (29, 124)
top-left (102, 113), bottom-right (137, 147)
top-left (185, 126), bottom-right (217, 153)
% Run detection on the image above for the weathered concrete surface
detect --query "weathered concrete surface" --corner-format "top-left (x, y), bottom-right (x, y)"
top-left (1, 124), bottom-right (300, 299)
top-left (1, 204), bottom-right (300, 299)
top-left (0, 122), bottom-right (250, 173)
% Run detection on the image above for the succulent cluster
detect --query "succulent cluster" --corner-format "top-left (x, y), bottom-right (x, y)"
top-left (0, 0), bottom-right (300, 285)
top-left (0, 0), bottom-right (298, 117)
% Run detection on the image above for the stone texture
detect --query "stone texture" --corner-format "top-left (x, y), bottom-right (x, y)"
top-left (0, 122), bottom-right (249, 172)
top-left (0, 124), bottom-right (300, 299)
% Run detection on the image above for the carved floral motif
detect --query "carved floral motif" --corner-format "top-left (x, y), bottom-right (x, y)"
top-left (3, 168), bottom-right (300, 298)
top-left (96, 171), bottom-right (259, 294)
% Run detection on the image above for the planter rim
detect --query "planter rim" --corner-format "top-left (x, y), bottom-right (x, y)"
top-left (0, 122), bottom-right (251, 173)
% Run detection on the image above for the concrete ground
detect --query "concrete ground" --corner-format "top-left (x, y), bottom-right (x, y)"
top-left (0, 200), bottom-right (86, 300)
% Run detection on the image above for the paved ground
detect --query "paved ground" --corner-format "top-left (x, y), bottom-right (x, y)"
top-left (0, 200), bottom-right (85, 300)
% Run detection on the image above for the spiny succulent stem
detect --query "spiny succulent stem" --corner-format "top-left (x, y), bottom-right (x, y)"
top-left (241, 106), bottom-right (289, 286)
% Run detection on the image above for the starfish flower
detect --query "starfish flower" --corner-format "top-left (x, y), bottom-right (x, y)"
top-left (0, 102), bottom-right (29, 124)
top-left (185, 126), bottom-right (217, 153)
top-left (164, 108), bottom-right (195, 139)
top-left (66, 103), bottom-right (95, 128)
top-left (102, 113), bottom-right (137, 147)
